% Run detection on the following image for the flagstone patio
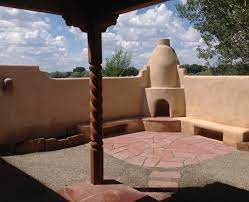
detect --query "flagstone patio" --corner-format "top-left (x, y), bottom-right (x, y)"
top-left (103, 131), bottom-right (236, 192)
top-left (103, 131), bottom-right (235, 169)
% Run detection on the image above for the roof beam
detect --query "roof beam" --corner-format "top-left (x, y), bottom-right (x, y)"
top-left (0, 0), bottom-right (166, 16)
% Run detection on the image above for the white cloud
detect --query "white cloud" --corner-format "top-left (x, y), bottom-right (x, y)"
top-left (66, 3), bottom-right (206, 67)
top-left (100, 3), bottom-right (206, 66)
top-left (0, 2), bottom-right (206, 72)
top-left (5, 8), bottom-right (19, 15)
top-left (69, 26), bottom-right (87, 41)
top-left (0, 6), bottom-right (84, 72)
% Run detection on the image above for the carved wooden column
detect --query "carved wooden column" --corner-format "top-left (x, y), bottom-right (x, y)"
top-left (88, 30), bottom-right (103, 184)
top-left (63, 14), bottom-right (118, 185)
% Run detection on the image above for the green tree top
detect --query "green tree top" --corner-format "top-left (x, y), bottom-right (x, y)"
top-left (106, 48), bottom-right (131, 68)
top-left (103, 48), bottom-right (139, 77)
top-left (177, 0), bottom-right (249, 64)
top-left (73, 66), bottom-right (86, 73)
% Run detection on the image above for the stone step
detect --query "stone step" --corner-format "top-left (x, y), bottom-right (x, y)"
top-left (150, 170), bottom-right (181, 180)
top-left (148, 180), bottom-right (178, 188)
top-left (58, 181), bottom-right (161, 202)
top-left (144, 192), bottom-right (172, 201)
top-left (142, 117), bottom-right (181, 132)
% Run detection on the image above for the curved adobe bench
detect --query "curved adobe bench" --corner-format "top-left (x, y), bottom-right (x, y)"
top-left (176, 117), bottom-right (249, 146)
top-left (77, 117), bottom-right (144, 141)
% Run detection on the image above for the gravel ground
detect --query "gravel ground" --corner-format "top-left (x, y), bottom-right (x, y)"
top-left (2, 144), bottom-right (249, 192)
top-left (179, 150), bottom-right (249, 191)
top-left (2, 144), bottom-right (151, 191)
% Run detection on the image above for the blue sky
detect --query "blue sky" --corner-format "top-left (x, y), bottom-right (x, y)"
top-left (0, 0), bottom-right (206, 72)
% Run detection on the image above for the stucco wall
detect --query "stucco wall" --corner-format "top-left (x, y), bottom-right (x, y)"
top-left (0, 65), bottom-right (149, 144)
top-left (4, 64), bottom-right (249, 145)
top-left (183, 75), bottom-right (249, 128)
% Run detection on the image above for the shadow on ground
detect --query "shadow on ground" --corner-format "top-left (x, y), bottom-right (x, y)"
top-left (137, 182), bottom-right (249, 202)
top-left (0, 158), bottom-right (66, 202)
top-left (1, 155), bottom-right (249, 202)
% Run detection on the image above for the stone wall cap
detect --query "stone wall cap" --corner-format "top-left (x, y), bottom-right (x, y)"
top-left (0, 65), bottom-right (39, 71)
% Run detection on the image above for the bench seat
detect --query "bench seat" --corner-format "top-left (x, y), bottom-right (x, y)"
top-left (175, 117), bottom-right (249, 146)
top-left (77, 117), bottom-right (144, 140)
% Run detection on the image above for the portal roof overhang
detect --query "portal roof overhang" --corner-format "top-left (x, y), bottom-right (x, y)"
top-left (0, 0), bottom-right (166, 16)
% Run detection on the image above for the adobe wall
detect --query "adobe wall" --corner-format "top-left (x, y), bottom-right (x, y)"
top-left (183, 74), bottom-right (249, 128)
top-left (0, 65), bottom-right (149, 144)
top-left (3, 64), bottom-right (249, 145)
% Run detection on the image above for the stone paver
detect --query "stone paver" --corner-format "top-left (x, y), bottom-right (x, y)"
top-left (112, 149), bottom-right (133, 160)
top-left (156, 161), bottom-right (183, 168)
top-left (148, 180), bottom-right (178, 188)
top-left (143, 157), bottom-right (160, 167)
top-left (150, 171), bottom-right (181, 179)
top-left (126, 155), bottom-right (146, 166)
top-left (145, 192), bottom-right (172, 201)
top-left (58, 181), bottom-right (149, 202)
top-left (103, 132), bottom-right (235, 194)
top-left (103, 131), bottom-right (235, 169)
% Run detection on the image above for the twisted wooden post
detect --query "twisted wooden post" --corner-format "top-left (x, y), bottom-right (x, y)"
top-left (63, 13), bottom-right (118, 185)
top-left (88, 31), bottom-right (103, 185)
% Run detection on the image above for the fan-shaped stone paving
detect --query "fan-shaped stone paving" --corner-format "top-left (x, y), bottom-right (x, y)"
top-left (104, 131), bottom-right (236, 191)
top-left (103, 131), bottom-right (235, 168)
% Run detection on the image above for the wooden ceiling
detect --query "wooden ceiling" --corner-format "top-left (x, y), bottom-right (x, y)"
top-left (0, 0), bottom-right (166, 16)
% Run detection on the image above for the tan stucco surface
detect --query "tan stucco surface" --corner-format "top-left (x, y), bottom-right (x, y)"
top-left (145, 39), bottom-right (184, 118)
top-left (0, 65), bottom-right (149, 144)
top-left (183, 76), bottom-right (249, 128)
top-left (2, 45), bottom-right (249, 147)
top-left (148, 39), bottom-right (180, 88)
top-left (145, 88), bottom-right (185, 117)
